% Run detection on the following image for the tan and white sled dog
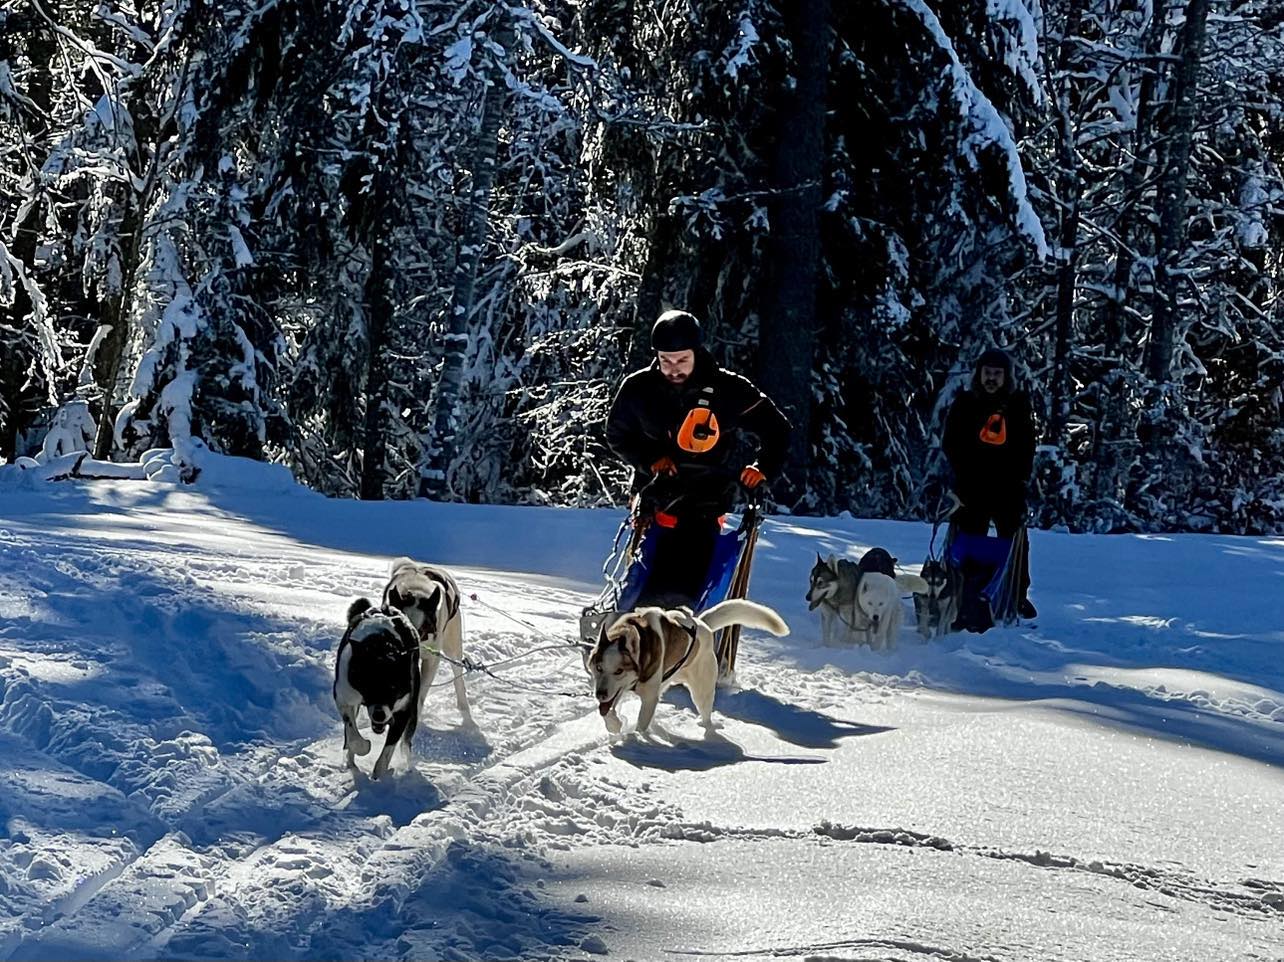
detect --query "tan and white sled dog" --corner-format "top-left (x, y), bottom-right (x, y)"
top-left (383, 557), bottom-right (473, 725)
top-left (585, 599), bottom-right (789, 735)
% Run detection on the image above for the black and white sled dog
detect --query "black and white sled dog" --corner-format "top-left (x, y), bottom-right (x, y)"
top-left (806, 549), bottom-right (928, 650)
top-left (383, 557), bottom-right (473, 726)
top-left (333, 599), bottom-right (422, 779)
top-left (584, 599), bottom-right (789, 735)
top-left (333, 558), bottom-right (474, 779)
top-left (914, 558), bottom-right (962, 641)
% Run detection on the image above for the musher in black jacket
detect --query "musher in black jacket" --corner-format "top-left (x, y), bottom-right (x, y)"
top-left (605, 310), bottom-right (791, 607)
top-left (942, 347), bottom-right (1038, 618)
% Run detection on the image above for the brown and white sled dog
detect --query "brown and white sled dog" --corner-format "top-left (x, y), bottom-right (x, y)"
top-left (807, 553), bottom-right (928, 650)
top-left (585, 599), bottom-right (789, 735)
top-left (383, 557), bottom-right (473, 725)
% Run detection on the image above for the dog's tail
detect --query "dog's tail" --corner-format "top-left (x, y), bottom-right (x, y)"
top-left (389, 556), bottom-right (417, 574)
top-left (896, 573), bottom-right (930, 595)
top-left (701, 599), bottom-right (789, 637)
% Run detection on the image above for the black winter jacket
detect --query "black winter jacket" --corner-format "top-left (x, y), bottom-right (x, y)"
top-left (942, 386), bottom-right (1037, 505)
top-left (605, 349), bottom-right (791, 516)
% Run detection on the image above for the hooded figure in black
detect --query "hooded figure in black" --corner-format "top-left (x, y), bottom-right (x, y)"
top-left (605, 310), bottom-right (791, 607)
top-left (942, 347), bottom-right (1038, 618)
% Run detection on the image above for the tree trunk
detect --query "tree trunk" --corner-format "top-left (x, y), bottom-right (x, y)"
top-left (91, 55), bottom-right (166, 459)
top-left (631, 210), bottom-right (681, 370)
top-left (422, 9), bottom-right (511, 500)
top-left (1146, 0), bottom-right (1210, 385)
top-left (1047, 0), bottom-right (1087, 449)
top-left (755, 0), bottom-right (829, 504)
top-left (1089, 6), bottom-right (1167, 515)
top-left (1, 4), bottom-right (57, 461)
top-left (359, 172), bottom-right (395, 500)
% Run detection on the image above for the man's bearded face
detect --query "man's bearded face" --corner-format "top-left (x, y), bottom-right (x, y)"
top-left (659, 350), bottom-right (695, 385)
top-left (980, 365), bottom-right (1006, 394)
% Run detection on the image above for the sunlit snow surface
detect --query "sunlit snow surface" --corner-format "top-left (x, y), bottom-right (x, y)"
top-left (0, 469), bottom-right (1280, 960)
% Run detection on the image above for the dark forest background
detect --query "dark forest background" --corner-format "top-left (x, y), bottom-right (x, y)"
top-left (2, 0), bottom-right (1282, 532)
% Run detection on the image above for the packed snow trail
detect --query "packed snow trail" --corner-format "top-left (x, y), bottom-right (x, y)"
top-left (0, 479), bottom-right (1281, 960)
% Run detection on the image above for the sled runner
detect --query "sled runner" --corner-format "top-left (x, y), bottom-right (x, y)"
top-left (579, 495), bottom-right (765, 679)
top-left (943, 522), bottom-right (1028, 632)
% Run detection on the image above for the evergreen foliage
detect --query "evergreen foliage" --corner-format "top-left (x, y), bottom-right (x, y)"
top-left (2, 0), bottom-right (1281, 533)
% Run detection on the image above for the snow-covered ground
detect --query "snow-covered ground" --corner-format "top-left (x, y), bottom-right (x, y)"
top-left (1, 470), bottom-right (1281, 961)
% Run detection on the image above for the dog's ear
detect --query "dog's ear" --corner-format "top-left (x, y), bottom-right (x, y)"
top-left (394, 617), bottom-right (420, 657)
top-left (619, 619), bottom-right (643, 664)
top-left (423, 584), bottom-right (442, 630)
top-left (643, 608), bottom-right (668, 644)
top-left (385, 586), bottom-right (405, 613)
top-left (827, 553), bottom-right (838, 570)
top-left (347, 597), bottom-right (374, 626)
top-left (664, 608), bottom-right (696, 632)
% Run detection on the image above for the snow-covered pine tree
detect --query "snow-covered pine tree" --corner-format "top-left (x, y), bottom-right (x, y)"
top-left (0, 6), bottom-right (64, 460)
top-left (1022, 0), bottom-right (1284, 533)
top-left (813, 0), bottom-right (1047, 517)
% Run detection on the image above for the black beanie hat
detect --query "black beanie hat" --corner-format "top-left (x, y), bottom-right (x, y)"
top-left (651, 310), bottom-right (703, 352)
top-left (975, 347), bottom-right (1013, 376)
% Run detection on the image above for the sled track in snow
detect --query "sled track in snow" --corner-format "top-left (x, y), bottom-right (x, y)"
top-left (0, 524), bottom-right (604, 958)
top-left (806, 821), bottom-right (1284, 921)
top-left (619, 816), bottom-right (1284, 924)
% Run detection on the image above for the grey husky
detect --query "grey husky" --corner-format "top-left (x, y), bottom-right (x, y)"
top-left (914, 558), bottom-right (962, 641)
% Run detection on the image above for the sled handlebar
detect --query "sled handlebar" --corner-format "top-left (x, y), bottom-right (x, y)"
top-left (636, 462), bottom-right (769, 507)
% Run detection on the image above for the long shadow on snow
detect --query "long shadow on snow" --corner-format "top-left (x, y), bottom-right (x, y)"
top-left (608, 687), bottom-right (887, 771)
top-left (0, 528), bottom-right (341, 840)
top-left (712, 687), bottom-right (895, 748)
top-left (612, 727), bottom-right (828, 771)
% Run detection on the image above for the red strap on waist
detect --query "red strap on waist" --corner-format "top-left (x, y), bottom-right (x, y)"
top-left (653, 511), bottom-right (725, 530)
top-left (655, 510), bottom-right (679, 528)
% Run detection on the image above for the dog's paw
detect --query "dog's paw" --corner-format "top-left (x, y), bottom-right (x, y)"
top-left (602, 710), bottom-right (623, 735)
top-left (348, 734), bottom-right (372, 757)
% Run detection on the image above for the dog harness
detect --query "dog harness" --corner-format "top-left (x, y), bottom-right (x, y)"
top-left (660, 621), bottom-right (699, 683)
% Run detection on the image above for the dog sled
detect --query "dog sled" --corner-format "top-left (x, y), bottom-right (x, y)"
top-left (942, 522), bottom-right (1029, 633)
top-left (579, 485), bottom-right (765, 680)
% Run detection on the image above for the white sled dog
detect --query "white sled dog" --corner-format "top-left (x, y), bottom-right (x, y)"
top-left (585, 599), bottom-right (789, 735)
top-left (807, 553), bottom-right (928, 650)
top-left (383, 557), bottom-right (473, 725)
